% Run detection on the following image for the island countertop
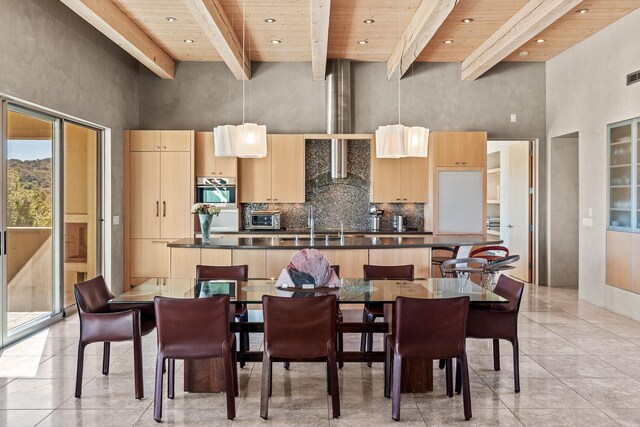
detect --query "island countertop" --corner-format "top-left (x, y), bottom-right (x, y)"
top-left (168, 235), bottom-right (502, 250)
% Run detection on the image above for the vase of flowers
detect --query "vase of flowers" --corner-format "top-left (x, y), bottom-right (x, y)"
top-left (191, 203), bottom-right (220, 244)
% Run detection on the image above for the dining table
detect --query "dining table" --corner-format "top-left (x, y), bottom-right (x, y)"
top-left (110, 277), bottom-right (506, 393)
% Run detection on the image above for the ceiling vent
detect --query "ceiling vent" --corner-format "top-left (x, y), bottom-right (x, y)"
top-left (627, 70), bottom-right (640, 86)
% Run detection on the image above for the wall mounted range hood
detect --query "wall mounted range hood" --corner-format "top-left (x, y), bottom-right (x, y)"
top-left (326, 59), bottom-right (352, 180)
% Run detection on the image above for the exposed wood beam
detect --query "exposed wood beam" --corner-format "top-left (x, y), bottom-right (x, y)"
top-left (183, 0), bottom-right (250, 80)
top-left (310, 0), bottom-right (331, 81)
top-left (461, 0), bottom-right (582, 81)
top-left (386, 0), bottom-right (457, 80)
top-left (59, 0), bottom-right (175, 79)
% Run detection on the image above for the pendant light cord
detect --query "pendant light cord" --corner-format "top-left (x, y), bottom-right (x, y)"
top-left (242, 0), bottom-right (246, 125)
top-left (397, 0), bottom-right (401, 125)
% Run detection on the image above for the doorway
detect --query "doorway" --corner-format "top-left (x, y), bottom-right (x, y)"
top-left (486, 140), bottom-right (536, 283)
top-left (549, 133), bottom-right (579, 287)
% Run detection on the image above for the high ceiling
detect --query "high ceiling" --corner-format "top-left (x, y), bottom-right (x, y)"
top-left (62, 0), bottom-right (640, 80)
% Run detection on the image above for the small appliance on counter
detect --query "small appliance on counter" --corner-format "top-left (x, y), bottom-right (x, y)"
top-left (393, 215), bottom-right (408, 232)
top-left (369, 206), bottom-right (384, 231)
top-left (248, 210), bottom-right (281, 230)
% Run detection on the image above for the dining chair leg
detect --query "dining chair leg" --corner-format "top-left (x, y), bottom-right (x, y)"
top-left (513, 338), bottom-right (520, 393)
top-left (232, 345), bottom-right (239, 397)
top-left (167, 358), bottom-right (175, 399)
top-left (360, 309), bottom-right (368, 353)
top-left (283, 361), bottom-right (290, 370)
top-left (223, 341), bottom-right (236, 420)
top-left (102, 342), bottom-right (110, 375)
top-left (328, 353), bottom-right (341, 418)
top-left (326, 362), bottom-right (331, 395)
top-left (493, 339), bottom-right (501, 371)
top-left (239, 309), bottom-right (249, 369)
top-left (153, 355), bottom-right (165, 422)
top-left (391, 352), bottom-right (403, 421)
top-left (75, 343), bottom-right (86, 398)
top-left (439, 359), bottom-right (446, 369)
top-left (455, 359), bottom-right (462, 395)
top-left (365, 313), bottom-right (375, 368)
top-left (337, 332), bottom-right (344, 369)
top-left (269, 360), bottom-right (273, 396)
top-left (383, 338), bottom-right (391, 398)
top-left (260, 353), bottom-right (271, 420)
top-left (445, 359), bottom-right (453, 398)
top-left (132, 324), bottom-right (144, 400)
top-left (458, 354), bottom-right (472, 421)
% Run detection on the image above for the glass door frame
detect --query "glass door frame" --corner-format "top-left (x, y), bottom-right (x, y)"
top-left (607, 119), bottom-right (637, 232)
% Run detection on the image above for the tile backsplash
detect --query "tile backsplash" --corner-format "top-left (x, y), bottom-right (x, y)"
top-left (242, 139), bottom-right (424, 230)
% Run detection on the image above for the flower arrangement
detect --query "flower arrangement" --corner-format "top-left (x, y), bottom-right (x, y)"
top-left (191, 203), bottom-right (220, 216)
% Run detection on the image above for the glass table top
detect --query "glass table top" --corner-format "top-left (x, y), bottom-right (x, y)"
top-left (110, 278), bottom-right (507, 305)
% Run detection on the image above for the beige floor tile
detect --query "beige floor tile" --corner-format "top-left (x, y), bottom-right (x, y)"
top-left (595, 322), bottom-right (640, 338)
top-left (488, 378), bottom-right (594, 410)
top-left (598, 355), bottom-right (640, 379)
top-left (422, 408), bottom-right (524, 426)
top-left (0, 378), bottom-right (77, 409)
top-left (517, 337), bottom-right (590, 356)
top-left (59, 377), bottom-right (155, 410)
top-left (234, 407), bottom-right (330, 426)
top-left (565, 336), bottom-right (640, 356)
top-left (512, 408), bottom-right (619, 427)
top-left (470, 354), bottom-right (553, 379)
top-left (529, 355), bottom-right (630, 379)
top-left (600, 408), bottom-right (640, 427)
top-left (521, 311), bottom-right (586, 324)
top-left (0, 409), bottom-right (51, 427)
top-left (19, 355), bottom-right (103, 379)
top-left (136, 408), bottom-right (232, 426)
top-left (39, 409), bottom-right (145, 427)
top-left (331, 408), bottom-right (425, 426)
top-left (562, 378), bottom-right (640, 408)
top-left (540, 322), bottom-right (613, 338)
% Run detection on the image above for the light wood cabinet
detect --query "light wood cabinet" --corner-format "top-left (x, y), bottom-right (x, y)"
top-left (334, 249), bottom-right (369, 278)
top-left (606, 230), bottom-right (633, 291)
top-left (130, 130), bottom-right (191, 152)
top-left (239, 134), bottom-right (305, 203)
top-left (201, 249), bottom-right (233, 266)
top-left (232, 250), bottom-right (266, 278)
top-left (266, 250), bottom-right (298, 278)
top-left (129, 152), bottom-right (161, 238)
top-left (130, 239), bottom-right (170, 278)
top-left (160, 151), bottom-right (193, 238)
top-left (432, 131), bottom-right (486, 167)
top-left (195, 131), bottom-right (237, 177)
top-left (170, 248), bottom-right (201, 279)
top-left (370, 141), bottom-right (428, 203)
top-left (368, 248), bottom-right (431, 278)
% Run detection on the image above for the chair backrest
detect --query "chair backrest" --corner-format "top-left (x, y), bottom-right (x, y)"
top-left (154, 296), bottom-right (230, 359)
top-left (330, 265), bottom-right (340, 278)
top-left (363, 264), bottom-right (414, 280)
top-left (470, 245), bottom-right (510, 259)
top-left (441, 258), bottom-right (488, 276)
top-left (196, 264), bottom-right (248, 281)
top-left (262, 294), bottom-right (337, 358)
top-left (492, 275), bottom-right (525, 312)
top-left (432, 245), bottom-right (460, 258)
top-left (394, 296), bottom-right (469, 359)
top-left (74, 275), bottom-right (113, 314)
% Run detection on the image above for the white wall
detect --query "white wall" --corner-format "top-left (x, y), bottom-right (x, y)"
top-left (546, 9), bottom-right (640, 318)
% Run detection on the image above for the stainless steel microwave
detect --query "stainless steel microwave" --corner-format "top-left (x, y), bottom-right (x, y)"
top-left (196, 177), bottom-right (237, 208)
top-left (248, 211), bottom-right (281, 230)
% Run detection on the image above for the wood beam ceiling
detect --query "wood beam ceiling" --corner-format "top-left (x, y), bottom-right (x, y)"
top-left (59, 0), bottom-right (175, 79)
top-left (460, 0), bottom-right (582, 81)
top-left (386, 0), bottom-right (457, 80)
top-left (310, 0), bottom-right (331, 81)
top-left (183, 0), bottom-right (251, 80)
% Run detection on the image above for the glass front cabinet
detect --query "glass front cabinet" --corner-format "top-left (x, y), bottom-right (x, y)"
top-left (606, 118), bottom-right (640, 293)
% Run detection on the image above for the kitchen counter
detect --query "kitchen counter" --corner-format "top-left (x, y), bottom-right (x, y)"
top-left (169, 235), bottom-right (500, 250)
top-left (210, 228), bottom-right (433, 235)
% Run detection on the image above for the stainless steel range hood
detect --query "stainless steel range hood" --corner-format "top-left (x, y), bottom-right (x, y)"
top-left (326, 59), bottom-right (352, 180)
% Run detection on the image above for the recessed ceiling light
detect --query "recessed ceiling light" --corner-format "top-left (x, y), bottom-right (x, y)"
top-left (519, 50), bottom-right (529, 58)
top-left (443, 39), bottom-right (454, 44)
top-left (535, 38), bottom-right (545, 43)
top-left (357, 40), bottom-right (368, 45)
top-left (576, 8), bottom-right (589, 14)
top-left (363, 19), bottom-right (375, 24)
top-left (271, 39), bottom-right (282, 44)
top-left (461, 18), bottom-right (474, 23)
top-left (165, 17), bottom-right (177, 22)
top-left (184, 39), bottom-right (194, 44)
top-left (265, 18), bottom-right (276, 23)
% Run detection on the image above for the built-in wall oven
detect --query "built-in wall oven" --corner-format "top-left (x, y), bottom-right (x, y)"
top-left (195, 177), bottom-right (240, 232)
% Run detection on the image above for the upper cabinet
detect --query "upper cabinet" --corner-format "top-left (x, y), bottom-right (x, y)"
top-left (370, 141), bottom-right (428, 203)
top-left (130, 130), bottom-right (191, 152)
top-left (608, 120), bottom-right (634, 231)
top-left (195, 131), bottom-right (237, 177)
top-left (432, 131), bottom-right (486, 167)
top-left (239, 134), bottom-right (305, 203)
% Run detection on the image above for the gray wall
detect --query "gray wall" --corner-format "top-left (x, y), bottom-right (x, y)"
top-left (549, 135), bottom-right (579, 287)
top-left (0, 0), bottom-right (140, 295)
top-left (547, 8), bottom-right (640, 319)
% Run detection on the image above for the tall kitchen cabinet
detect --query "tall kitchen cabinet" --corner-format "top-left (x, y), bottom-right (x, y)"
top-left (124, 130), bottom-right (195, 290)
top-left (606, 118), bottom-right (640, 293)
top-left (427, 132), bottom-right (487, 234)
top-left (238, 134), bottom-right (305, 203)
top-left (370, 141), bottom-right (429, 203)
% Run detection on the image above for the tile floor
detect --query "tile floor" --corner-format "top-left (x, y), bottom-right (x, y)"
top-left (1, 285), bottom-right (640, 426)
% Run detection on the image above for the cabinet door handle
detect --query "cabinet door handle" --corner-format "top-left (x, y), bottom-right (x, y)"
top-left (273, 198), bottom-right (278, 201)
top-left (151, 240), bottom-right (170, 244)
top-left (156, 201), bottom-right (159, 217)
top-left (403, 198), bottom-right (407, 201)
top-left (156, 145), bottom-right (160, 150)
top-left (396, 198), bottom-right (401, 201)
top-left (163, 201), bottom-right (166, 217)
top-left (266, 198), bottom-right (271, 201)
top-left (462, 161), bottom-right (467, 165)
top-left (163, 146), bottom-right (167, 150)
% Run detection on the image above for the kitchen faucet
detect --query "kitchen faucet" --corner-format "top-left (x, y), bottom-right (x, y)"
top-left (308, 205), bottom-right (315, 243)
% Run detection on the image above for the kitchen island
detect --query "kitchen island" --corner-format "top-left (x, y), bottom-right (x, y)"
top-left (167, 235), bottom-right (501, 279)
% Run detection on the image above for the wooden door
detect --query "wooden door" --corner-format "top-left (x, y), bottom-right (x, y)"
top-left (433, 132), bottom-right (460, 167)
top-left (160, 151), bottom-right (192, 238)
top-left (401, 157), bottom-right (428, 202)
top-left (506, 142), bottom-right (530, 282)
top-left (161, 130), bottom-right (191, 152)
top-left (370, 141), bottom-right (403, 202)
top-left (271, 134), bottom-right (305, 203)
top-left (130, 239), bottom-right (170, 278)
top-left (195, 131), bottom-right (216, 176)
top-left (130, 130), bottom-right (160, 152)
top-left (129, 152), bottom-right (161, 238)
top-left (238, 137), bottom-right (272, 202)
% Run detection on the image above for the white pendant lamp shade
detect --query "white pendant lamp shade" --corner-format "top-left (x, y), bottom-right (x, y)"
top-left (213, 125), bottom-right (238, 157)
top-left (236, 123), bottom-right (267, 158)
top-left (375, 125), bottom-right (429, 158)
top-left (405, 126), bottom-right (429, 157)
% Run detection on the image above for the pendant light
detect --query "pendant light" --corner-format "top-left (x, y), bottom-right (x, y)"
top-left (214, 0), bottom-right (267, 158)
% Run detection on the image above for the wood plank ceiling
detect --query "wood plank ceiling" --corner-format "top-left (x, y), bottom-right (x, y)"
top-left (72, 0), bottom-right (640, 78)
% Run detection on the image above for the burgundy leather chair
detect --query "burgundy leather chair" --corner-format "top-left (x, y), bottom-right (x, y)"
top-left (431, 245), bottom-right (460, 277)
top-left (469, 245), bottom-right (510, 262)
top-left (386, 296), bottom-right (472, 421)
top-left (361, 264), bottom-right (414, 367)
top-left (153, 295), bottom-right (238, 421)
top-left (261, 295), bottom-right (340, 419)
top-left (465, 274), bottom-right (525, 392)
top-left (196, 264), bottom-right (249, 368)
top-left (74, 275), bottom-right (155, 399)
